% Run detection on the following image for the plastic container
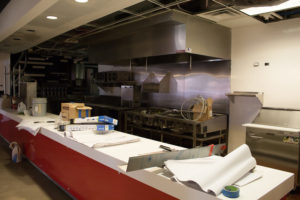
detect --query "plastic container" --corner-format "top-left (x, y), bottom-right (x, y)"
top-left (9, 142), bottom-right (22, 163)
top-left (32, 98), bottom-right (47, 116)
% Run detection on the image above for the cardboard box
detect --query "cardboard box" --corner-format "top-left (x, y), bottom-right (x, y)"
top-left (192, 98), bottom-right (213, 122)
top-left (76, 106), bottom-right (92, 119)
top-left (61, 103), bottom-right (85, 111)
top-left (60, 124), bottom-right (114, 132)
top-left (61, 103), bottom-right (92, 121)
top-left (71, 115), bottom-right (118, 125)
top-left (98, 116), bottom-right (118, 125)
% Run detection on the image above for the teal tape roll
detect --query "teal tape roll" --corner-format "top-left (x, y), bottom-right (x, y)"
top-left (222, 185), bottom-right (240, 198)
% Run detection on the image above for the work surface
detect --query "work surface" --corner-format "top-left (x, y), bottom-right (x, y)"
top-left (0, 108), bottom-right (294, 200)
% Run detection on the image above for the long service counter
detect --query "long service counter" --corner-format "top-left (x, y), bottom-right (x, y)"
top-left (0, 108), bottom-right (294, 200)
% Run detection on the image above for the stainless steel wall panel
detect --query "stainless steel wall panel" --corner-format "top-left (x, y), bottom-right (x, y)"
top-left (253, 108), bottom-right (300, 129)
top-left (97, 59), bottom-right (230, 114)
top-left (135, 60), bottom-right (230, 113)
top-left (186, 17), bottom-right (231, 59)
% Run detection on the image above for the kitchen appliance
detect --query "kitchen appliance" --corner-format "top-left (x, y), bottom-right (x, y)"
top-left (244, 107), bottom-right (300, 186)
top-left (125, 107), bottom-right (227, 148)
top-left (95, 71), bottom-right (134, 87)
top-left (20, 82), bottom-right (37, 109)
top-left (121, 85), bottom-right (141, 107)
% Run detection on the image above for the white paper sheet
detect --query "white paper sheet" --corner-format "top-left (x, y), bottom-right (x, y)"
top-left (165, 144), bottom-right (256, 196)
top-left (16, 116), bottom-right (56, 136)
top-left (234, 171), bottom-right (263, 187)
top-left (65, 130), bottom-right (140, 148)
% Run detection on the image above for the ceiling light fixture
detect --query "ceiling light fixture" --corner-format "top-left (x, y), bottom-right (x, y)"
top-left (46, 16), bottom-right (58, 20)
top-left (241, 0), bottom-right (300, 15)
top-left (75, 0), bottom-right (88, 3)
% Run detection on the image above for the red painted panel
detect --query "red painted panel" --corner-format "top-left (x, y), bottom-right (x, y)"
top-left (0, 114), bottom-right (178, 200)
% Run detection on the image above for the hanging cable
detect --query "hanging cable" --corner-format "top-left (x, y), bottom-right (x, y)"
top-left (180, 96), bottom-right (208, 121)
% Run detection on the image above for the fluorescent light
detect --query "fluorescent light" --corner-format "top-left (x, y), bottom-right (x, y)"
top-left (241, 0), bottom-right (300, 16)
top-left (75, 0), bottom-right (88, 3)
top-left (46, 16), bottom-right (58, 20)
top-left (207, 59), bottom-right (223, 62)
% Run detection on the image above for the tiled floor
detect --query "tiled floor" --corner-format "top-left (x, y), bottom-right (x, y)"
top-left (0, 137), bottom-right (72, 200)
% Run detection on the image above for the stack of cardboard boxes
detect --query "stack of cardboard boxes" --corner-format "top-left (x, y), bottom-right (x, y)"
top-left (61, 103), bottom-right (92, 121)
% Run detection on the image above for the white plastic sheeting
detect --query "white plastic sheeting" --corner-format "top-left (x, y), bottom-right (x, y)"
top-left (165, 144), bottom-right (257, 196)
top-left (16, 116), bottom-right (56, 135)
top-left (65, 130), bottom-right (140, 148)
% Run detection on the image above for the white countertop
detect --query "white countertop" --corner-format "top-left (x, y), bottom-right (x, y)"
top-left (243, 123), bottom-right (300, 133)
top-left (0, 108), bottom-right (294, 200)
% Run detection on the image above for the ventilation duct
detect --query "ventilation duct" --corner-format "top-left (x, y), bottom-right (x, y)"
top-left (217, 0), bottom-right (288, 7)
top-left (87, 10), bottom-right (231, 64)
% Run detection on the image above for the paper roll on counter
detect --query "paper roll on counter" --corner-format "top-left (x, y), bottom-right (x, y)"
top-left (165, 144), bottom-right (257, 196)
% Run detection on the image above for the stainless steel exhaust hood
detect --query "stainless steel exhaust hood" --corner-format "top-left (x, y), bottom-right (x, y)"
top-left (87, 10), bottom-right (231, 64)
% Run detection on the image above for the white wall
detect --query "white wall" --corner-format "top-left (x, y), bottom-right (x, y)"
top-left (231, 18), bottom-right (300, 109)
top-left (0, 53), bottom-right (10, 94)
top-left (0, 0), bottom-right (58, 41)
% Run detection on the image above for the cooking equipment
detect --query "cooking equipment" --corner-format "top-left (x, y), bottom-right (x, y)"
top-left (121, 85), bottom-right (141, 107)
top-left (95, 71), bottom-right (134, 87)
top-left (244, 107), bottom-right (300, 186)
top-left (125, 107), bottom-right (227, 148)
top-left (20, 82), bottom-right (37, 109)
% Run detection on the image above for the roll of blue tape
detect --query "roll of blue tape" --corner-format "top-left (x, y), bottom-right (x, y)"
top-left (222, 185), bottom-right (240, 198)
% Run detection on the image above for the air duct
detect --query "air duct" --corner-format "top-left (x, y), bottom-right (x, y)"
top-left (87, 10), bottom-right (231, 64)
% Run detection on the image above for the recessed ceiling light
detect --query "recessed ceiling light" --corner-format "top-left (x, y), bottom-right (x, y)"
top-left (75, 0), bottom-right (88, 3)
top-left (241, 0), bottom-right (300, 16)
top-left (46, 16), bottom-right (58, 20)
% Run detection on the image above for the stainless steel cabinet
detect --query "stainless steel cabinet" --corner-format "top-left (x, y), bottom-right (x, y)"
top-left (246, 127), bottom-right (300, 186)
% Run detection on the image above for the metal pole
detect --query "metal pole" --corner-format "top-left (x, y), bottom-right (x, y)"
top-left (4, 66), bottom-right (5, 94)
top-left (189, 54), bottom-right (192, 70)
top-left (18, 65), bottom-right (21, 97)
top-left (13, 68), bottom-right (15, 97)
top-left (145, 57), bottom-right (148, 72)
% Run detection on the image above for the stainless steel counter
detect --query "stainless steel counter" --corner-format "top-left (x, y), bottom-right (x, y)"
top-left (244, 107), bottom-right (300, 186)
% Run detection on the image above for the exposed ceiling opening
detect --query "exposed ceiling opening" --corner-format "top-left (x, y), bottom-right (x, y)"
top-left (2, 0), bottom-right (300, 60)
top-left (0, 0), bottom-right (10, 13)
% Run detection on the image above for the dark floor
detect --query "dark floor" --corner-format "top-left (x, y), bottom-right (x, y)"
top-left (288, 188), bottom-right (300, 200)
top-left (0, 137), bottom-right (72, 200)
top-left (0, 136), bottom-right (300, 200)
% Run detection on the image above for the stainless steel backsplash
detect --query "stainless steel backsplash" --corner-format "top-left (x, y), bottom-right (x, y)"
top-left (98, 60), bottom-right (230, 114)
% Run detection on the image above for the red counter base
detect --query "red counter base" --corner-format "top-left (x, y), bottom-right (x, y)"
top-left (0, 114), bottom-right (177, 200)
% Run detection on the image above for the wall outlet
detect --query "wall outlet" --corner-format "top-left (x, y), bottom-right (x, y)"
top-left (253, 62), bottom-right (259, 67)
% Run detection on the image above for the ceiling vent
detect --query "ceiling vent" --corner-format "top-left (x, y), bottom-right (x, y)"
top-left (198, 8), bottom-right (242, 22)
top-left (217, 0), bottom-right (288, 7)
